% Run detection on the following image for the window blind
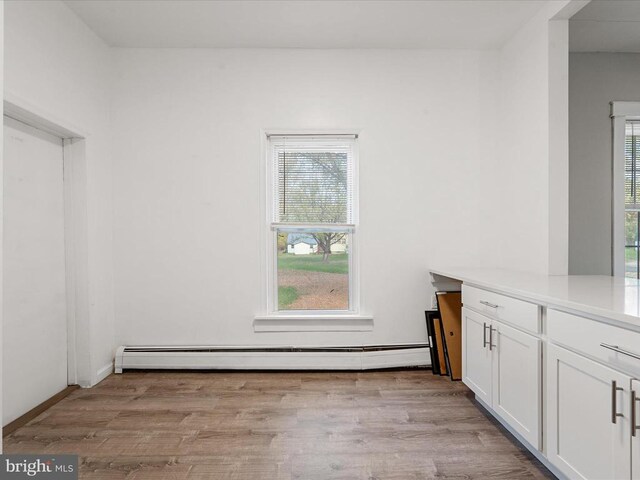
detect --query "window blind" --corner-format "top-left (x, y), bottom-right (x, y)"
top-left (626, 121), bottom-right (640, 209)
top-left (271, 137), bottom-right (354, 224)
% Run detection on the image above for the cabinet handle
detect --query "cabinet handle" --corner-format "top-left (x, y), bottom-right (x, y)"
top-left (489, 326), bottom-right (496, 351)
top-left (480, 300), bottom-right (499, 309)
top-left (600, 343), bottom-right (640, 361)
top-left (612, 380), bottom-right (624, 424)
top-left (483, 322), bottom-right (489, 348)
top-left (632, 390), bottom-right (640, 437)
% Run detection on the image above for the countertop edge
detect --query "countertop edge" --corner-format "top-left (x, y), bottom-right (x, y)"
top-left (429, 268), bottom-right (640, 333)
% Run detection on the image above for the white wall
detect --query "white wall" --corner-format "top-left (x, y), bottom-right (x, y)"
top-left (568, 53), bottom-right (640, 275)
top-left (4, 0), bottom-right (115, 385)
top-left (111, 48), bottom-right (504, 346)
top-left (497, 1), bottom-right (578, 276)
top-left (498, 11), bottom-right (552, 275)
top-left (1, 0), bottom-right (581, 369)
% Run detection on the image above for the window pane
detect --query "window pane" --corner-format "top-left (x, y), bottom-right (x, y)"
top-left (626, 247), bottom-right (638, 279)
top-left (625, 122), bottom-right (640, 279)
top-left (275, 140), bottom-right (352, 224)
top-left (626, 121), bottom-right (640, 206)
top-left (626, 211), bottom-right (639, 246)
top-left (277, 230), bottom-right (349, 310)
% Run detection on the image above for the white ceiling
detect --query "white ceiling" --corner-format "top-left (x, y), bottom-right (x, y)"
top-left (570, 0), bottom-right (640, 53)
top-left (64, 0), bottom-right (547, 50)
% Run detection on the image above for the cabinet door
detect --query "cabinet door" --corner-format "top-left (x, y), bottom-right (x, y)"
top-left (632, 379), bottom-right (640, 480)
top-left (547, 344), bottom-right (631, 480)
top-left (491, 320), bottom-right (541, 449)
top-left (462, 308), bottom-right (492, 405)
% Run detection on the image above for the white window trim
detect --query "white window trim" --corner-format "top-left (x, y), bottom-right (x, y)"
top-left (611, 102), bottom-right (640, 277)
top-left (255, 129), bottom-right (370, 331)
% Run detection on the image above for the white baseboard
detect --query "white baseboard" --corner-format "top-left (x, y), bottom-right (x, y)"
top-left (114, 345), bottom-right (430, 373)
top-left (95, 362), bottom-right (113, 384)
top-left (361, 348), bottom-right (429, 369)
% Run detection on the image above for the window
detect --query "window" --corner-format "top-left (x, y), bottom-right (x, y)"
top-left (613, 102), bottom-right (640, 277)
top-left (266, 135), bottom-right (358, 313)
top-left (625, 121), bottom-right (640, 278)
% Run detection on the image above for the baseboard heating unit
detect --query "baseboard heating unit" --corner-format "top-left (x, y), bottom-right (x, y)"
top-left (114, 344), bottom-right (430, 373)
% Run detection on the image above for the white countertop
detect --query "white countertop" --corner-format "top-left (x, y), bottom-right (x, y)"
top-left (430, 267), bottom-right (640, 331)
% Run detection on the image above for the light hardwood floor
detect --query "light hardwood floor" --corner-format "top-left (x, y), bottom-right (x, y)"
top-left (4, 370), bottom-right (555, 479)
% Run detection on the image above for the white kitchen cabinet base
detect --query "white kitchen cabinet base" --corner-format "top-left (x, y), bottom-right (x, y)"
top-left (462, 305), bottom-right (542, 450)
top-left (432, 268), bottom-right (640, 480)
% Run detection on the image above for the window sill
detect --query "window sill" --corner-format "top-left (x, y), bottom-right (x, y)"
top-left (253, 314), bottom-right (373, 332)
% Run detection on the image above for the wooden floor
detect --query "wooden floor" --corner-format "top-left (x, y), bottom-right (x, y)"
top-left (4, 370), bottom-right (555, 479)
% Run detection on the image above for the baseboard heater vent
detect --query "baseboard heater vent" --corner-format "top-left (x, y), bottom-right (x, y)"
top-left (115, 344), bottom-right (430, 373)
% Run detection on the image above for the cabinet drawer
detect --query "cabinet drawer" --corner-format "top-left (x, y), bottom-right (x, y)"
top-left (548, 308), bottom-right (640, 378)
top-left (462, 285), bottom-right (540, 334)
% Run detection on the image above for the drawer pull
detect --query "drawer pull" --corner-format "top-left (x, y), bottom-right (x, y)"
top-left (479, 300), bottom-right (499, 309)
top-left (600, 343), bottom-right (640, 361)
top-left (632, 390), bottom-right (640, 437)
top-left (483, 322), bottom-right (489, 348)
top-left (612, 380), bottom-right (624, 424)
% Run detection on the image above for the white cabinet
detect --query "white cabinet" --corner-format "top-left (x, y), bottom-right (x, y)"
top-left (548, 309), bottom-right (640, 379)
top-left (462, 307), bottom-right (492, 405)
top-left (492, 320), bottom-right (541, 448)
top-left (463, 285), bottom-right (540, 333)
top-left (435, 273), bottom-right (640, 480)
top-left (632, 379), bottom-right (640, 480)
top-left (547, 343), bottom-right (631, 480)
top-left (462, 307), bottom-right (541, 449)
